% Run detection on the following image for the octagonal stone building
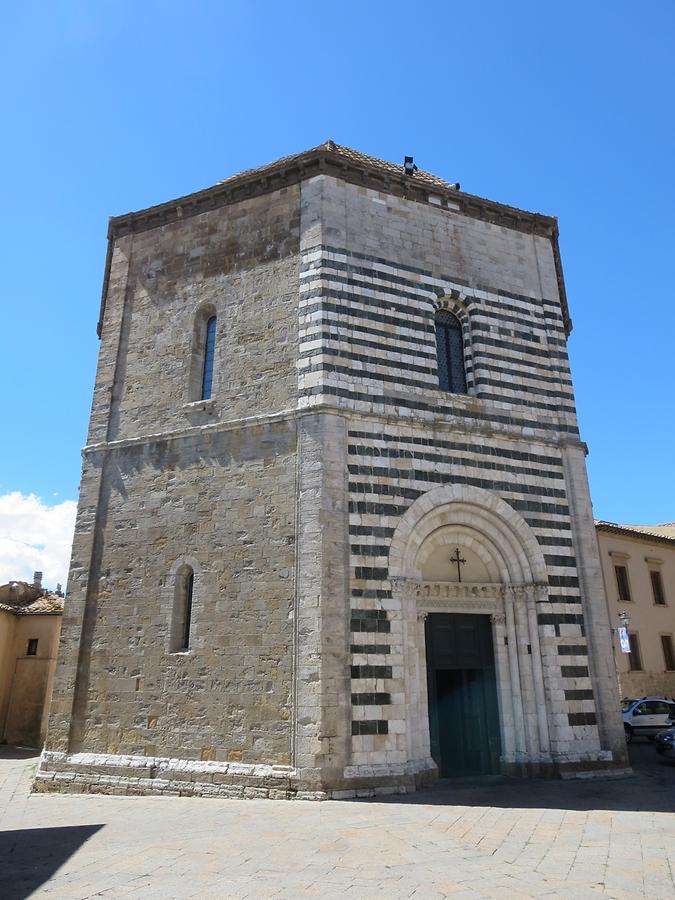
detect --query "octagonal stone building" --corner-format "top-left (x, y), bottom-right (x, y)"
top-left (36, 142), bottom-right (628, 798)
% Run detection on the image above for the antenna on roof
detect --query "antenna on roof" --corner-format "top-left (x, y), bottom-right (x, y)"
top-left (403, 156), bottom-right (418, 177)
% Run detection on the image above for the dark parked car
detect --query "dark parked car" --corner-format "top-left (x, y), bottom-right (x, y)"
top-left (655, 728), bottom-right (675, 760)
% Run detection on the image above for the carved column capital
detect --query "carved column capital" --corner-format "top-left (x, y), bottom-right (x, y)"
top-left (534, 583), bottom-right (550, 603)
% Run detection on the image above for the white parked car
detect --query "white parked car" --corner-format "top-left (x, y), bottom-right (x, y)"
top-left (622, 697), bottom-right (675, 743)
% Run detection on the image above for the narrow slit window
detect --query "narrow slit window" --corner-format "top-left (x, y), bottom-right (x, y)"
top-left (201, 316), bottom-right (217, 400)
top-left (182, 569), bottom-right (194, 650)
top-left (435, 311), bottom-right (467, 394)
top-left (26, 638), bottom-right (38, 656)
top-left (171, 565), bottom-right (195, 652)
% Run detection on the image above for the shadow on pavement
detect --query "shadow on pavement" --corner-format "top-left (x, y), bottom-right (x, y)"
top-left (372, 741), bottom-right (675, 813)
top-left (0, 824), bottom-right (104, 900)
top-left (0, 746), bottom-right (41, 761)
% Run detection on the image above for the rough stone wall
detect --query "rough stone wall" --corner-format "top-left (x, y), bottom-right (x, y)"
top-left (96, 187), bottom-right (301, 445)
top-left (46, 187), bottom-right (302, 768)
top-left (620, 671), bottom-right (675, 699)
top-left (66, 423), bottom-right (297, 763)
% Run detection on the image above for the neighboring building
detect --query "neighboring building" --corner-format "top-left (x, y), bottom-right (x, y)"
top-left (596, 520), bottom-right (675, 700)
top-left (0, 572), bottom-right (64, 748)
top-left (36, 142), bottom-right (628, 800)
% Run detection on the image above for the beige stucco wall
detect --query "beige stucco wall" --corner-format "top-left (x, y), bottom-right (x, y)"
top-left (597, 529), bottom-right (675, 700)
top-left (0, 613), bottom-right (62, 747)
top-left (0, 609), bottom-right (17, 736)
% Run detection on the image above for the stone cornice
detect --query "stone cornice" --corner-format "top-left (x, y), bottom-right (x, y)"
top-left (107, 144), bottom-right (559, 242)
top-left (97, 142), bottom-right (571, 337)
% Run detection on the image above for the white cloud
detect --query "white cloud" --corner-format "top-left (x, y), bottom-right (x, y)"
top-left (0, 492), bottom-right (77, 591)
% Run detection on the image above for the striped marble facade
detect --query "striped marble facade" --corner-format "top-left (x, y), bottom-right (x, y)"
top-left (297, 232), bottom-right (605, 771)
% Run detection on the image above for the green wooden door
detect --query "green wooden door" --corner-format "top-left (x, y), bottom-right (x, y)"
top-left (425, 613), bottom-right (501, 776)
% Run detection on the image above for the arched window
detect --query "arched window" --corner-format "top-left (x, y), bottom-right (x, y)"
top-left (201, 316), bottom-right (217, 400)
top-left (187, 307), bottom-right (217, 403)
top-left (435, 310), bottom-right (467, 393)
top-left (171, 565), bottom-right (194, 652)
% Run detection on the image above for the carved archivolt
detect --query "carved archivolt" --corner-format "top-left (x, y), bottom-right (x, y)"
top-left (388, 485), bottom-right (553, 766)
top-left (388, 484), bottom-right (549, 586)
top-left (432, 293), bottom-right (469, 323)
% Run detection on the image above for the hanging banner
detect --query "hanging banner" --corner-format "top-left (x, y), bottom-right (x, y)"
top-left (618, 626), bottom-right (631, 654)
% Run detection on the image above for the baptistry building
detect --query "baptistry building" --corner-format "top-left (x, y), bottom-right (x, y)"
top-left (36, 143), bottom-right (628, 798)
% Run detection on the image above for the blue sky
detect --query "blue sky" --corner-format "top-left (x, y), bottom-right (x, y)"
top-left (1, 1), bottom-right (673, 582)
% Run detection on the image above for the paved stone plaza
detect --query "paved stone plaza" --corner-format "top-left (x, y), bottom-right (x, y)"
top-left (2, 745), bottom-right (675, 899)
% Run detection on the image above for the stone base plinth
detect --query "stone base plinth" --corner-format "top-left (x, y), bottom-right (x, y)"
top-left (33, 752), bottom-right (439, 801)
top-left (34, 750), bottom-right (628, 799)
top-left (499, 750), bottom-right (630, 780)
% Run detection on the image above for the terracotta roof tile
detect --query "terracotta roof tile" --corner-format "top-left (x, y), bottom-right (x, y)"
top-left (0, 581), bottom-right (64, 616)
top-left (213, 140), bottom-right (456, 194)
top-left (595, 520), bottom-right (675, 545)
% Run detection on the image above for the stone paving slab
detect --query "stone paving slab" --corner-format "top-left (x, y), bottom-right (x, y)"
top-left (1, 745), bottom-right (674, 899)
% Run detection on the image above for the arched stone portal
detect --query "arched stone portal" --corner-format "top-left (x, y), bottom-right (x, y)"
top-left (389, 484), bottom-right (554, 776)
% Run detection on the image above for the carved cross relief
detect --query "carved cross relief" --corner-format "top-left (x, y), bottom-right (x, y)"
top-left (449, 547), bottom-right (466, 582)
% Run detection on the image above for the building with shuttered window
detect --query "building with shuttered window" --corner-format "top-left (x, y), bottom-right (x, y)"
top-left (36, 143), bottom-right (628, 799)
top-left (596, 520), bottom-right (675, 700)
top-left (0, 573), bottom-right (63, 748)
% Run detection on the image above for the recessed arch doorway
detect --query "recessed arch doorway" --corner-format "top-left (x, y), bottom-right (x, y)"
top-left (389, 484), bottom-right (552, 777)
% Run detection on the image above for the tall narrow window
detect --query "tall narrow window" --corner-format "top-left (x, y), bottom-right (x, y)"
top-left (614, 565), bottom-right (631, 603)
top-left (182, 569), bottom-right (194, 650)
top-left (651, 569), bottom-right (666, 606)
top-left (201, 316), bottom-right (217, 400)
top-left (435, 311), bottom-right (467, 394)
top-left (171, 565), bottom-right (194, 652)
top-left (661, 635), bottom-right (675, 671)
top-left (627, 632), bottom-right (642, 671)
